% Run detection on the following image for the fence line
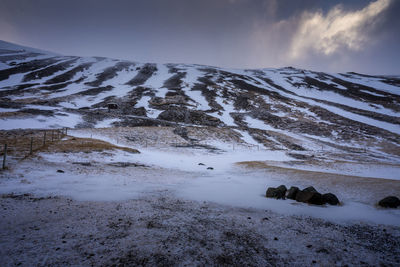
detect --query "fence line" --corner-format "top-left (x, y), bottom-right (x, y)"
top-left (3, 127), bottom-right (352, 170)
top-left (1, 127), bottom-right (68, 170)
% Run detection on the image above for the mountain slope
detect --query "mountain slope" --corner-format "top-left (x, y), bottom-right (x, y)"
top-left (1, 40), bottom-right (400, 158)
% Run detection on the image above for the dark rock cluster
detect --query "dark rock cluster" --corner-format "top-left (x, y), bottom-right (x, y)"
top-left (266, 185), bottom-right (339, 206)
top-left (157, 107), bottom-right (223, 127)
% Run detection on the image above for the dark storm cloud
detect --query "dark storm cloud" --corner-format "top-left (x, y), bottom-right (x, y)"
top-left (0, 0), bottom-right (399, 74)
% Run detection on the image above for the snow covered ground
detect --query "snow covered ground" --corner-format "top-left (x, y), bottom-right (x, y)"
top-left (0, 133), bottom-right (399, 265)
top-left (1, 128), bottom-right (399, 227)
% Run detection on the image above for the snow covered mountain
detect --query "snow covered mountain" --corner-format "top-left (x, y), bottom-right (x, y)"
top-left (1, 40), bottom-right (399, 155)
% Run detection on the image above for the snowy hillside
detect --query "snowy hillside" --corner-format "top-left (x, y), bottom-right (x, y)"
top-left (1, 40), bottom-right (400, 157)
top-left (1, 41), bottom-right (400, 266)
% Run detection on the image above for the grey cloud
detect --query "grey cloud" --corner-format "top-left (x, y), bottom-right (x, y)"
top-left (288, 0), bottom-right (392, 59)
top-left (0, 0), bottom-right (398, 74)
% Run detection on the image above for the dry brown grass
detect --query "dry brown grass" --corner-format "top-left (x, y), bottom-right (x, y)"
top-left (0, 129), bottom-right (139, 157)
top-left (43, 137), bottom-right (139, 154)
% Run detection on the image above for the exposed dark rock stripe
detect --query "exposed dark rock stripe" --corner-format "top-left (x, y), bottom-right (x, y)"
top-left (0, 49), bottom-right (25, 54)
top-left (0, 53), bottom-right (44, 63)
top-left (73, 85), bottom-right (114, 96)
top-left (309, 97), bottom-right (400, 125)
top-left (22, 57), bottom-right (79, 82)
top-left (85, 61), bottom-right (135, 87)
top-left (44, 62), bottom-right (94, 84)
top-left (125, 63), bottom-right (157, 86)
top-left (346, 72), bottom-right (400, 87)
top-left (0, 57), bottom-right (61, 81)
top-left (163, 72), bottom-right (186, 91)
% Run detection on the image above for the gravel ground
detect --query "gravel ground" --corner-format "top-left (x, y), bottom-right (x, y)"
top-left (1, 192), bottom-right (399, 267)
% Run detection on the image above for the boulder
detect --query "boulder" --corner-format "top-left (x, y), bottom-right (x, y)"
top-left (378, 196), bottom-right (400, 208)
top-left (286, 186), bottom-right (299, 200)
top-left (296, 187), bottom-right (325, 205)
top-left (302, 186), bottom-right (317, 193)
top-left (307, 192), bottom-right (325, 205)
top-left (295, 191), bottom-right (313, 203)
top-left (322, 193), bottom-right (339, 205)
top-left (266, 185), bottom-right (287, 199)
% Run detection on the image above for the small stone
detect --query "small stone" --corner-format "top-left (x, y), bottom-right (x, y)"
top-left (207, 167), bottom-right (214, 170)
top-left (57, 170), bottom-right (65, 173)
top-left (274, 237), bottom-right (278, 241)
top-left (198, 163), bottom-right (205, 166)
top-left (317, 248), bottom-right (329, 254)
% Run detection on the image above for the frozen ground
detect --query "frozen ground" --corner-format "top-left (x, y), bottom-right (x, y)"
top-left (1, 130), bottom-right (399, 226)
top-left (1, 193), bottom-right (399, 266)
top-left (0, 128), bottom-right (399, 265)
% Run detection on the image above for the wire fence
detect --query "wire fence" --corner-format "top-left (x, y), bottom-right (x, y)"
top-left (2, 127), bottom-right (361, 170)
top-left (1, 128), bottom-right (68, 170)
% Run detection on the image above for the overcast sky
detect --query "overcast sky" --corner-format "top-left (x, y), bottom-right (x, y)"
top-left (0, 0), bottom-right (399, 74)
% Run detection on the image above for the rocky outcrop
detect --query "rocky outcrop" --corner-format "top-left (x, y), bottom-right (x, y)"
top-left (149, 96), bottom-right (193, 107)
top-left (295, 187), bottom-right (338, 206)
top-left (266, 185), bottom-right (340, 206)
top-left (157, 107), bottom-right (223, 127)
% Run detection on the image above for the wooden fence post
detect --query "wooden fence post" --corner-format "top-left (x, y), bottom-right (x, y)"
top-left (2, 144), bottom-right (7, 169)
top-left (30, 137), bottom-right (33, 155)
top-left (51, 130), bottom-right (54, 141)
top-left (43, 131), bottom-right (46, 146)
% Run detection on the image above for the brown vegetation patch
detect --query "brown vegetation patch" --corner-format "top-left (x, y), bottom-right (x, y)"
top-left (43, 137), bottom-right (140, 154)
top-left (0, 129), bottom-right (139, 158)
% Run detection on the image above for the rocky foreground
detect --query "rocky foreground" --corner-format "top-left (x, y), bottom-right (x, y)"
top-left (1, 192), bottom-right (399, 266)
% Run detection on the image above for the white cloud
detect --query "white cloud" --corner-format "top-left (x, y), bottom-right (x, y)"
top-left (289, 0), bottom-right (391, 60)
